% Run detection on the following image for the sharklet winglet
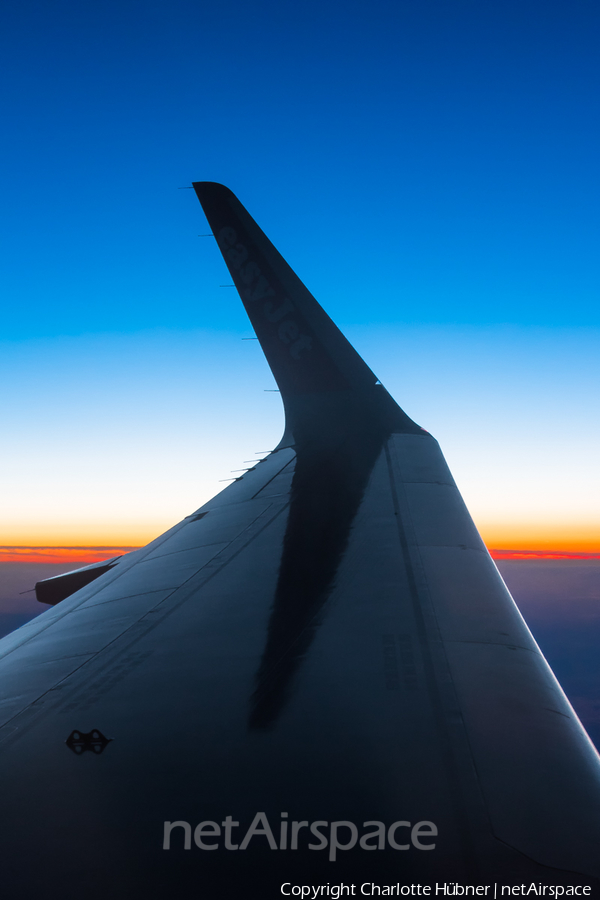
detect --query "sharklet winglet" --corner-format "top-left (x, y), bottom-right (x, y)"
top-left (193, 181), bottom-right (421, 447)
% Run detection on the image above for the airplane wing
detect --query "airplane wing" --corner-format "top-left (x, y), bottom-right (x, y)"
top-left (1, 183), bottom-right (599, 899)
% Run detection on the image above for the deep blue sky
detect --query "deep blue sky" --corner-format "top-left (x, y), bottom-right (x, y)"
top-left (2, 0), bottom-right (599, 337)
top-left (2, 0), bottom-right (599, 548)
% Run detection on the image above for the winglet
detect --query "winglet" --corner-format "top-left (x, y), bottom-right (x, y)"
top-left (193, 182), bottom-right (421, 446)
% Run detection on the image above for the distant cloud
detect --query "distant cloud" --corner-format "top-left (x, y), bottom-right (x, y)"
top-left (490, 549), bottom-right (600, 560)
top-left (0, 546), bottom-right (140, 564)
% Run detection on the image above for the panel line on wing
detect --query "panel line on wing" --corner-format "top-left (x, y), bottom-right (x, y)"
top-left (384, 438), bottom-right (484, 878)
top-left (0, 499), bottom-right (292, 745)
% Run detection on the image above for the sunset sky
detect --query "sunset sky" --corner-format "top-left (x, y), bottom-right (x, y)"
top-left (1, 0), bottom-right (599, 561)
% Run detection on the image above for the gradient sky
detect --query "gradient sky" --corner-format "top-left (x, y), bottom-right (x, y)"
top-left (2, 0), bottom-right (599, 551)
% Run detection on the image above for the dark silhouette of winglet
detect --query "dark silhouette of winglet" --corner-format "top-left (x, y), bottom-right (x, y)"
top-left (193, 182), bottom-right (421, 447)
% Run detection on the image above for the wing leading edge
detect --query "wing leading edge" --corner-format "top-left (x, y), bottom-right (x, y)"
top-left (0, 185), bottom-right (598, 898)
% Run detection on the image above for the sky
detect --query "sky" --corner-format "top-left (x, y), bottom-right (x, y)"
top-left (1, 0), bottom-right (599, 555)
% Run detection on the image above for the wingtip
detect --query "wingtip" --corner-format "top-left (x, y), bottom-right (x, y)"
top-left (192, 181), bottom-right (236, 200)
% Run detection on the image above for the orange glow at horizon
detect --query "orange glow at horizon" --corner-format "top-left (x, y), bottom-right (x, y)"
top-left (2, 513), bottom-right (600, 567)
top-left (2, 543), bottom-right (600, 566)
top-left (0, 522), bottom-right (168, 548)
top-left (477, 524), bottom-right (600, 556)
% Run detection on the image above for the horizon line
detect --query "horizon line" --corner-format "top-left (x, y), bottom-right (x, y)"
top-left (1, 545), bottom-right (600, 565)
